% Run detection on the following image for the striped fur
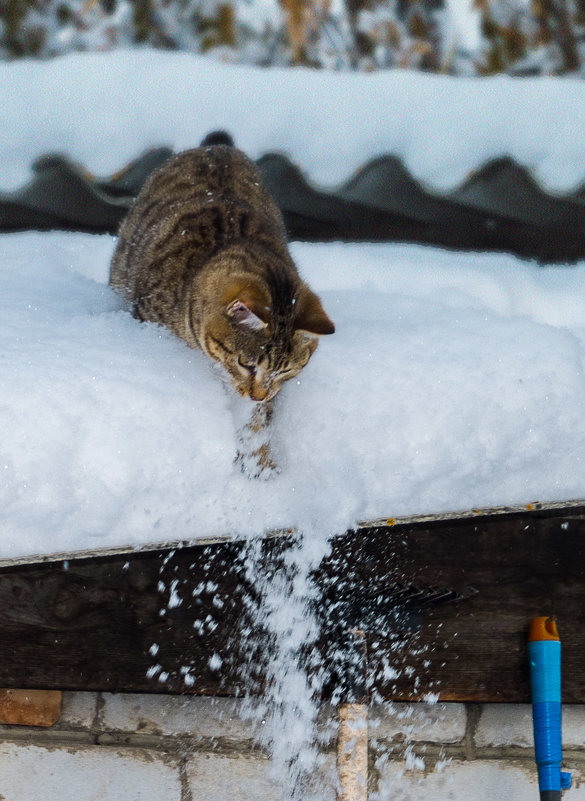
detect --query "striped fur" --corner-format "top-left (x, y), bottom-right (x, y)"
top-left (110, 145), bottom-right (334, 402)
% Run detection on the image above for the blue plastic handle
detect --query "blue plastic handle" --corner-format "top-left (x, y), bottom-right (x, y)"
top-left (529, 619), bottom-right (571, 797)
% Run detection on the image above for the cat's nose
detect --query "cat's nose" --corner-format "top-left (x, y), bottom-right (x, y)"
top-left (249, 385), bottom-right (269, 402)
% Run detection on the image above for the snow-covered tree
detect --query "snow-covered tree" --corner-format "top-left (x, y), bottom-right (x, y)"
top-left (1, 0), bottom-right (585, 74)
top-left (475, 0), bottom-right (585, 74)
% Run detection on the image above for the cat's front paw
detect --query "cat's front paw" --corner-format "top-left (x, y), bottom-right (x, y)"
top-left (235, 443), bottom-right (279, 480)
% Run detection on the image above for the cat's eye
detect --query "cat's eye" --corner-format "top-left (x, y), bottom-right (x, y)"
top-left (278, 360), bottom-right (296, 376)
top-left (237, 356), bottom-right (256, 376)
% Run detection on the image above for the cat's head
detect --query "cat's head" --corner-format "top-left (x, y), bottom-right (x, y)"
top-left (198, 276), bottom-right (334, 402)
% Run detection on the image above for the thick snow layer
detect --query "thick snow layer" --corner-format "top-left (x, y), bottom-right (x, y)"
top-left (2, 50), bottom-right (585, 192)
top-left (2, 231), bottom-right (585, 560)
top-left (3, 51), bottom-right (585, 560)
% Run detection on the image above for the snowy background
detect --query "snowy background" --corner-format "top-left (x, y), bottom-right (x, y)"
top-left (2, 51), bottom-right (585, 562)
top-left (3, 0), bottom-right (585, 77)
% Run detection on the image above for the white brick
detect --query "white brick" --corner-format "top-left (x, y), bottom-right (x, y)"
top-left (0, 742), bottom-right (181, 801)
top-left (375, 760), bottom-right (585, 801)
top-left (187, 752), bottom-right (337, 801)
top-left (101, 693), bottom-right (257, 739)
top-left (187, 753), bottom-right (280, 801)
top-left (475, 704), bottom-right (533, 748)
top-left (561, 705), bottom-right (585, 750)
top-left (476, 704), bottom-right (585, 750)
top-left (59, 692), bottom-right (98, 729)
top-left (370, 702), bottom-right (466, 744)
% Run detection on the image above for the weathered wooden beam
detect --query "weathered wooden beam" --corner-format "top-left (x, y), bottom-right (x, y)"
top-left (0, 500), bottom-right (583, 702)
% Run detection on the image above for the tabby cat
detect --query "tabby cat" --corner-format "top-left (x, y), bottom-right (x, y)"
top-left (109, 139), bottom-right (334, 406)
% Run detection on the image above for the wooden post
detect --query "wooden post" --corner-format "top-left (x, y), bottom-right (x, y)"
top-left (337, 629), bottom-right (368, 801)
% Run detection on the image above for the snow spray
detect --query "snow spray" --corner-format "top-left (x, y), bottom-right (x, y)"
top-left (239, 527), bottom-right (332, 801)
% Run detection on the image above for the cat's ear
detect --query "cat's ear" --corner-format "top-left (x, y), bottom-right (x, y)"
top-left (226, 298), bottom-right (269, 332)
top-left (294, 288), bottom-right (335, 336)
top-left (222, 280), bottom-right (271, 332)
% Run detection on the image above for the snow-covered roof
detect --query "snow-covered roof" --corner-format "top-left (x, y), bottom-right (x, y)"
top-left (3, 52), bottom-right (585, 562)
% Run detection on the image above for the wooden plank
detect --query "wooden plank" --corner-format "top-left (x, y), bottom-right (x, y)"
top-left (320, 506), bottom-right (585, 703)
top-left (0, 498), bottom-right (576, 569)
top-left (0, 501), bottom-right (583, 702)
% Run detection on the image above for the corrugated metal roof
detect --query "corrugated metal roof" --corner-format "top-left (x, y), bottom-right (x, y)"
top-left (2, 146), bottom-right (585, 263)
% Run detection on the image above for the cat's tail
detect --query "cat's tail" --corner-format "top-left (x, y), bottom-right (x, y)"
top-left (200, 130), bottom-right (234, 147)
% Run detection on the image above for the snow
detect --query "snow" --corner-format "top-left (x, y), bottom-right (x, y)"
top-left (3, 51), bottom-right (585, 800)
top-left (2, 51), bottom-right (585, 561)
top-left (2, 229), bottom-right (585, 561)
top-left (2, 51), bottom-right (585, 193)
top-left (445, 0), bottom-right (482, 51)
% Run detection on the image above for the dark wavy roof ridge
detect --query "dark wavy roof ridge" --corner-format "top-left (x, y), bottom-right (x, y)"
top-left (2, 143), bottom-right (585, 263)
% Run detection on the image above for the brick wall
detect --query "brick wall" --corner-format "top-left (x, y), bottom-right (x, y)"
top-left (0, 694), bottom-right (584, 800)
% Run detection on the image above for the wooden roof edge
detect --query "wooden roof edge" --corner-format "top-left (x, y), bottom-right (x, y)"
top-left (361, 497), bottom-right (585, 529)
top-left (1, 497), bottom-right (584, 570)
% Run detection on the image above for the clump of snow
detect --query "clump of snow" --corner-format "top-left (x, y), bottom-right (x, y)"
top-left (2, 231), bottom-right (585, 560)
